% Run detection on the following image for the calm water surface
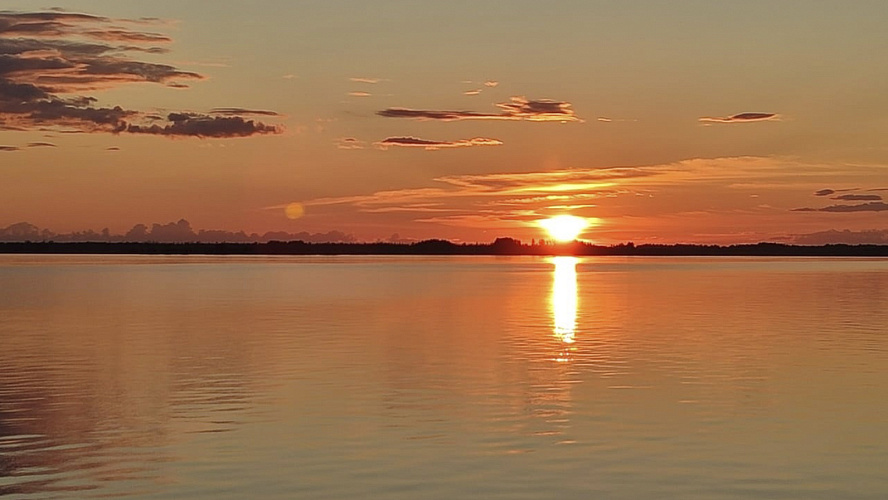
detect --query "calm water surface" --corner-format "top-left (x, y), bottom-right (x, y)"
top-left (1, 255), bottom-right (886, 499)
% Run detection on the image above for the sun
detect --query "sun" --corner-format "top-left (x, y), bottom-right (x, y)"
top-left (538, 215), bottom-right (588, 242)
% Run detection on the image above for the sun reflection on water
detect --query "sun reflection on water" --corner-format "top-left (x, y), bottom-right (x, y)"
top-left (551, 256), bottom-right (578, 346)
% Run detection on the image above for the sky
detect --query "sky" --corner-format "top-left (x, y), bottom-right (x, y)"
top-left (2, 0), bottom-right (888, 244)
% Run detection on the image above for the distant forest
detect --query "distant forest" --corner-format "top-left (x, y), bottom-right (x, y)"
top-left (4, 238), bottom-right (888, 256)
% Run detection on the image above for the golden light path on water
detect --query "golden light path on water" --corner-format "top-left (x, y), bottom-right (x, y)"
top-left (551, 256), bottom-right (578, 345)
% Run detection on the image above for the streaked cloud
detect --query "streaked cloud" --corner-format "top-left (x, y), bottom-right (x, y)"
top-left (374, 136), bottom-right (503, 151)
top-left (699, 112), bottom-right (779, 123)
top-left (0, 145), bottom-right (20, 151)
top-left (483, 80), bottom-right (499, 87)
top-left (793, 229), bottom-right (888, 245)
top-left (463, 89), bottom-right (482, 96)
top-left (814, 189), bottom-right (835, 196)
top-left (349, 77), bottom-right (381, 84)
top-left (832, 194), bottom-right (882, 201)
top-left (793, 202), bottom-right (888, 212)
top-left (347, 91), bottom-right (371, 97)
top-left (0, 9), bottom-right (281, 138)
top-left (597, 116), bottom-right (637, 123)
top-left (210, 108), bottom-right (281, 117)
top-left (27, 141), bottom-right (56, 147)
top-left (378, 96), bottom-right (582, 122)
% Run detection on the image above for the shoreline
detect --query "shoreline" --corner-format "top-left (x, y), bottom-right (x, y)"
top-left (3, 240), bottom-right (888, 257)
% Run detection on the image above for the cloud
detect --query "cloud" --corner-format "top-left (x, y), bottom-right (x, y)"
top-left (0, 219), bottom-right (357, 243)
top-left (0, 145), bottom-right (20, 151)
top-left (374, 136), bottom-right (503, 151)
top-left (814, 189), bottom-right (835, 196)
top-left (210, 108), bottom-right (280, 117)
top-left (793, 229), bottom-right (888, 245)
top-left (793, 202), bottom-right (888, 213)
top-left (832, 194), bottom-right (882, 201)
top-left (125, 113), bottom-right (280, 138)
top-left (597, 116), bottom-right (637, 123)
top-left (335, 137), bottom-right (365, 150)
top-left (347, 91), bottom-right (371, 97)
top-left (483, 80), bottom-right (498, 87)
top-left (301, 166), bottom-right (657, 213)
top-left (349, 77), bottom-right (381, 84)
top-left (699, 112), bottom-right (779, 123)
top-left (26, 141), bottom-right (55, 147)
top-left (0, 9), bottom-right (281, 138)
top-left (463, 89), bottom-right (481, 96)
top-left (378, 96), bottom-right (582, 122)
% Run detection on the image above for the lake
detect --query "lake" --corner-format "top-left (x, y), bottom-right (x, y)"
top-left (1, 255), bottom-right (886, 499)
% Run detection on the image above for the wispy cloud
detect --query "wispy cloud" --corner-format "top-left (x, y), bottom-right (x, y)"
top-left (483, 80), bottom-right (498, 87)
top-left (0, 10), bottom-right (282, 138)
top-left (597, 116), bottom-right (637, 123)
top-left (0, 145), bottom-right (20, 151)
top-left (378, 96), bottom-right (582, 122)
top-left (463, 89), bottom-right (481, 96)
top-left (814, 189), bottom-right (835, 196)
top-left (26, 141), bottom-right (56, 147)
top-left (347, 91), bottom-right (371, 97)
top-left (699, 112), bottom-right (779, 123)
top-left (335, 137), bottom-right (365, 150)
top-left (374, 136), bottom-right (502, 151)
top-left (349, 77), bottom-right (382, 84)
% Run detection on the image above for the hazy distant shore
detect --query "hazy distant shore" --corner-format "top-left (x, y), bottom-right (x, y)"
top-left (3, 239), bottom-right (888, 257)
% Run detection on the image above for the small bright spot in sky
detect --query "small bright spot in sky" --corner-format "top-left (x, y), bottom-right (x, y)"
top-left (539, 215), bottom-right (588, 242)
top-left (285, 202), bottom-right (305, 220)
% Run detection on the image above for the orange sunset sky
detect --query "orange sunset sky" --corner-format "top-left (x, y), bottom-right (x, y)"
top-left (2, 1), bottom-right (888, 244)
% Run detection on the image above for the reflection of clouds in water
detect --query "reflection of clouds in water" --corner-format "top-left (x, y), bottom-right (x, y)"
top-left (551, 257), bottom-right (578, 346)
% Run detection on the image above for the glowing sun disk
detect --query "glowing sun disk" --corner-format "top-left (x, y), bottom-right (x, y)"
top-left (539, 215), bottom-right (588, 242)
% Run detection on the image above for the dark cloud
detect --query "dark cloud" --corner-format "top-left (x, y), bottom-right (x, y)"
top-left (26, 141), bottom-right (55, 147)
top-left (378, 96), bottom-right (581, 122)
top-left (793, 202), bottom-right (888, 213)
top-left (814, 189), bottom-right (835, 196)
top-left (209, 108), bottom-right (281, 117)
top-left (375, 136), bottom-right (502, 150)
top-left (126, 113), bottom-right (280, 138)
top-left (0, 10), bottom-right (281, 138)
top-left (699, 112), bottom-right (779, 123)
top-left (832, 194), bottom-right (882, 201)
top-left (0, 145), bottom-right (20, 151)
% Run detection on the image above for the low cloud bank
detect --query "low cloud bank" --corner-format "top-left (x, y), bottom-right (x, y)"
top-left (0, 220), bottom-right (355, 243)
